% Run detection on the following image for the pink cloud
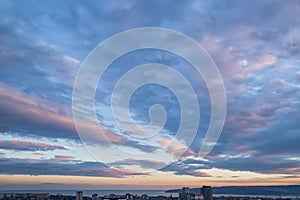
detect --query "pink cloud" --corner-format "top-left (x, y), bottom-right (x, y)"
top-left (54, 155), bottom-right (75, 161)
top-left (0, 139), bottom-right (67, 151)
top-left (0, 83), bottom-right (155, 152)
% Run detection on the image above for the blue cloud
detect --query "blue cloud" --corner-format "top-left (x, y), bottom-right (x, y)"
top-left (0, 0), bottom-right (299, 179)
top-left (0, 157), bottom-right (148, 177)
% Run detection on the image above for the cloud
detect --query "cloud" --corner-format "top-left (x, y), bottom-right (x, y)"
top-left (0, 157), bottom-right (147, 178)
top-left (0, 0), bottom-right (300, 180)
top-left (211, 155), bottom-right (300, 174)
top-left (54, 155), bottom-right (75, 161)
top-left (0, 139), bottom-right (67, 151)
top-left (110, 158), bottom-right (166, 169)
top-left (160, 159), bottom-right (211, 177)
top-left (0, 83), bottom-right (159, 153)
top-left (0, 17), bottom-right (80, 105)
top-left (204, 101), bottom-right (300, 174)
top-left (0, 83), bottom-right (77, 139)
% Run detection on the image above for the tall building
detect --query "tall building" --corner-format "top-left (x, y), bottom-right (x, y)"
top-left (182, 187), bottom-right (190, 194)
top-left (179, 187), bottom-right (191, 200)
top-left (76, 191), bottom-right (83, 200)
top-left (202, 186), bottom-right (212, 200)
top-left (92, 194), bottom-right (98, 200)
top-left (179, 186), bottom-right (212, 200)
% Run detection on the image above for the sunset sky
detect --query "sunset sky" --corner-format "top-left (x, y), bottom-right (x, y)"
top-left (0, 0), bottom-right (300, 190)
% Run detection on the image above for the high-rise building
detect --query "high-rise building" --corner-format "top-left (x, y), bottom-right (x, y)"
top-left (179, 187), bottom-right (191, 200)
top-left (202, 186), bottom-right (212, 200)
top-left (92, 194), bottom-right (98, 200)
top-left (179, 186), bottom-right (212, 200)
top-left (76, 191), bottom-right (83, 200)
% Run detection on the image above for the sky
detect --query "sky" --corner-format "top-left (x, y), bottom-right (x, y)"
top-left (0, 0), bottom-right (300, 190)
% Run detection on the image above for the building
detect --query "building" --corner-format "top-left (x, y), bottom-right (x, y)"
top-left (179, 187), bottom-right (203, 200)
top-left (92, 194), bottom-right (98, 200)
top-left (201, 186), bottom-right (212, 200)
top-left (141, 194), bottom-right (148, 200)
top-left (179, 187), bottom-right (191, 200)
top-left (179, 186), bottom-right (212, 200)
top-left (76, 191), bottom-right (83, 200)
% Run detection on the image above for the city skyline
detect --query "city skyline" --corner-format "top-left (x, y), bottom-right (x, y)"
top-left (0, 0), bottom-right (300, 190)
